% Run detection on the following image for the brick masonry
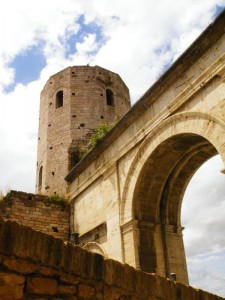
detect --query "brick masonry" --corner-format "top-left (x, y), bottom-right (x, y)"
top-left (0, 190), bottom-right (70, 241)
top-left (0, 216), bottom-right (224, 300)
top-left (36, 65), bottom-right (130, 196)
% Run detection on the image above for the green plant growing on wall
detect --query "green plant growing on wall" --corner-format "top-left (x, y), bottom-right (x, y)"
top-left (89, 123), bottom-right (113, 148)
top-left (79, 116), bottom-right (121, 159)
top-left (0, 191), bottom-right (3, 202)
top-left (0, 186), bottom-right (12, 201)
top-left (47, 194), bottom-right (67, 206)
top-left (3, 191), bottom-right (12, 201)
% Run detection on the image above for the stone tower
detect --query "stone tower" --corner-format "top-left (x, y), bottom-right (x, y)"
top-left (36, 65), bottom-right (130, 196)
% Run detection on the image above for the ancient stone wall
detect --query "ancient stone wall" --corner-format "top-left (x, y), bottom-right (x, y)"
top-left (0, 217), bottom-right (223, 300)
top-left (0, 190), bottom-right (70, 241)
top-left (66, 11), bottom-right (225, 284)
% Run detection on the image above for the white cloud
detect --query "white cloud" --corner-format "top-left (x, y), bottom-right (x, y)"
top-left (187, 251), bottom-right (225, 297)
top-left (0, 0), bottom-right (225, 296)
top-left (76, 33), bottom-right (98, 54)
top-left (0, 80), bottom-right (41, 192)
top-left (182, 155), bottom-right (225, 296)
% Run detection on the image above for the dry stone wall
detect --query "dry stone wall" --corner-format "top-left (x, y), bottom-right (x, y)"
top-left (0, 216), bottom-right (224, 300)
top-left (0, 190), bottom-right (70, 241)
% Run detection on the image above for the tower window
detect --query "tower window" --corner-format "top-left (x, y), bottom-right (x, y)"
top-left (38, 166), bottom-right (43, 189)
top-left (56, 90), bottom-right (63, 108)
top-left (69, 152), bottom-right (80, 170)
top-left (106, 89), bottom-right (114, 106)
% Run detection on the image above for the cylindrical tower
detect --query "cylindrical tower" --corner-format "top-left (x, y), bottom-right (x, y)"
top-left (36, 65), bottom-right (130, 196)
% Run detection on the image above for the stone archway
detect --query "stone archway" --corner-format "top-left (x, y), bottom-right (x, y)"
top-left (83, 242), bottom-right (108, 257)
top-left (120, 111), bottom-right (225, 284)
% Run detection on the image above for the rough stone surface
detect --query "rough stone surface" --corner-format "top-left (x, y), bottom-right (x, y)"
top-left (27, 277), bottom-right (58, 295)
top-left (0, 272), bottom-right (25, 300)
top-left (0, 217), bottom-right (223, 300)
top-left (0, 190), bottom-right (70, 240)
top-left (78, 283), bottom-right (94, 298)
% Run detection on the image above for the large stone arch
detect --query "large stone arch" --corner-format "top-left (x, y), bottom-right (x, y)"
top-left (120, 111), bottom-right (225, 284)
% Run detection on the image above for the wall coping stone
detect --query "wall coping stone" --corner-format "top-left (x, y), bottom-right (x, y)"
top-left (0, 190), bottom-right (69, 208)
top-left (0, 216), bottom-right (224, 299)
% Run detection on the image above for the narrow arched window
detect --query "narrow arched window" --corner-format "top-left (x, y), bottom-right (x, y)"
top-left (69, 152), bottom-right (80, 170)
top-left (106, 89), bottom-right (114, 106)
top-left (56, 90), bottom-right (63, 108)
top-left (70, 153), bottom-right (80, 168)
top-left (38, 166), bottom-right (43, 189)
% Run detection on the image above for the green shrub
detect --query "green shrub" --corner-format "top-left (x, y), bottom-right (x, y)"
top-left (47, 195), bottom-right (67, 206)
top-left (0, 187), bottom-right (12, 201)
top-left (80, 117), bottom-right (121, 159)
top-left (89, 123), bottom-right (112, 147)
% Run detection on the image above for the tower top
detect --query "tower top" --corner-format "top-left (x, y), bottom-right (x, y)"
top-left (41, 65), bottom-right (129, 93)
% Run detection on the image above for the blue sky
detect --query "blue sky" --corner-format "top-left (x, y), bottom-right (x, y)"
top-left (6, 44), bottom-right (46, 92)
top-left (65, 15), bottom-right (106, 58)
top-left (5, 14), bottom-right (106, 93)
top-left (0, 0), bottom-right (225, 297)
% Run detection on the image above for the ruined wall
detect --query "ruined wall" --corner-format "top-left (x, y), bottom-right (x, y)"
top-left (0, 190), bottom-right (70, 241)
top-left (0, 217), bottom-right (224, 300)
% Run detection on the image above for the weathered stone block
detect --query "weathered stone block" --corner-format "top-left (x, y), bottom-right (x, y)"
top-left (103, 286), bottom-right (123, 300)
top-left (85, 251), bottom-right (104, 280)
top-left (0, 220), bottom-right (18, 256)
top-left (0, 272), bottom-right (25, 300)
top-left (27, 277), bottom-right (58, 295)
top-left (78, 283), bottom-right (94, 298)
top-left (58, 285), bottom-right (77, 294)
top-left (2, 256), bottom-right (36, 274)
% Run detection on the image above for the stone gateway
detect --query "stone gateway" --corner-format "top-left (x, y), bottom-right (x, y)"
top-left (33, 9), bottom-right (225, 288)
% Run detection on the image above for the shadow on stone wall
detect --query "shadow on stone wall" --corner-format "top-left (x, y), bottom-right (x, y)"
top-left (0, 216), bottom-right (224, 299)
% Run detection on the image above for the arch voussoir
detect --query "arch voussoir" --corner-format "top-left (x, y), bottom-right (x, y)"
top-left (120, 111), bottom-right (225, 282)
top-left (121, 111), bottom-right (225, 225)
